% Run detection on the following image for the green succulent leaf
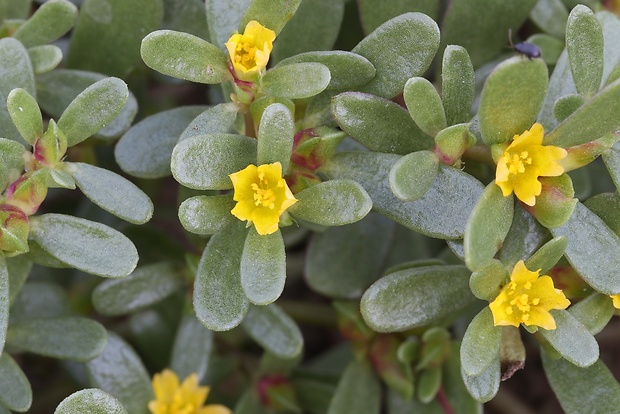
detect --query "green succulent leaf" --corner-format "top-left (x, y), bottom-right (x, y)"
top-left (417, 367), bottom-right (442, 403)
top-left (6, 317), bottom-right (107, 361)
top-left (57, 77), bottom-right (129, 146)
top-left (321, 152), bottom-right (484, 239)
top-left (550, 202), bottom-right (620, 294)
top-left (0, 38), bottom-right (35, 142)
top-left (478, 57), bottom-right (548, 145)
top-left (179, 194), bottom-right (236, 235)
top-left (257, 103), bottom-right (294, 171)
top-left (241, 228), bottom-right (286, 305)
top-left (205, 0), bottom-right (252, 50)
top-left (29, 214), bottom-right (138, 278)
top-left (568, 293), bottom-right (614, 335)
top-left (65, 162), bottom-right (153, 224)
top-left (141, 30), bottom-right (228, 84)
top-left (12, 0), bottom-right (77, 48)
top-left (539, 309), bottom-right (599, 367)
top-left (261, 62), bottom-right (330, 99)
top-left (403, 77), bottom-right (446, 136)
top-left (358, 0), bottom-right (439, 34)
top-left (28, 45), bottom-right (63, 74)
top-left (179, 103), bottom-right (240, 142)
top-left (242, 304), bottom-right (303, 358)
top-left (0, 256), bottom-right (7, 357)
top-left (271, 0), bottom-right (344, 63)
top-left (361, 265), bottom-right (475, 332)
top-left (603, 142), bottom-right (620, 191)
top-left (92, 262), bottom-right (181, 316)
top-left (460, 308), bottom-right (502, 376)
top-left (530, 0), bottom-right (568, 37)
top-left (327, 360), bottom-right (381, 414)
top-left (170, 315), bottom-right (213, 382)
top-left (332, 92), bottom-right (433, 154)
top-left (525, 236), bottom-right (567, 274)
top-left (289, 179), bottom-right (372, 227)
top-left (6, 255), bottom-right (31, 307)
top-left (67, 0), bottom-right (163, 78)
top-left (36, 70), bottom-right (137, 141)
top-left (460, 358), bottom-right (500, 403)
top-left (277, 51), bottom-right (375, 91)
top-left (389, 150), bottom-right (439, 201)
top-left (239, 0), bottom-right (301, 35)
top-left (305, 214), bottom-right (393, 299)
top-left (464, 182), bottom-right (515, 271)
top-left (55, 389), bottom-right (127, 414)
top-left (0, 353), bottom-right (31, 412)
top-left (542, 350), bottom-right (620, 413)
top-left (162, 0), bottom-right (208, 39)
top-left (6, 88), bottom-right (41, 146)
top-left (566, 5), bottom-right (604, 98)
top-left (469, 259), bottom-right (509, 302)
top-left (544, 79), bottom-right (620, 148)
top-left (442, 45), bottom-right (475, 125)
top-left (10, 282), bottom-right (70, 323)
top-left (194, 222), bottom-right (249, 331)
top-left (352, 12), bottom-right (439, 99)
top-left (171, 133), bottom-right (257, 190)
top-left (85, 332), bottom-right (153, 414)
top-left (553, 94), bottom-right (585, 122)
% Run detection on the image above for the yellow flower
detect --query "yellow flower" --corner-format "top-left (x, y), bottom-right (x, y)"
top-left (495, 123), bottom-right (567, 206)
top-left (225, 20), bottom-right (275, 81)
top-left (229, 162), bottom-right (297, 235)
top-left (148, 369), bottom-right (231, 414)
top-left (611, 294), bottom-right (620, 309)
top-left (489, 260), bottom-right (570, 330)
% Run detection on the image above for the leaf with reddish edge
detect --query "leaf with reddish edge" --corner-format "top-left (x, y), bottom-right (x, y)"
top-left (32, 120), bottom-right (68, 168)
top-left (523, 174), bottom-right (577, 229)
top-left (4, 170), bottom-right (49, 216)
top-left (0, 205), bottom-right (29, 254)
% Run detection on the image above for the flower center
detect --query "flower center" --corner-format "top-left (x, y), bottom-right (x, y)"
top-left (235, 40), bottom-right (258, 70)
top-left (251, 172), bottom-right (280, 209)
top-left (503, 280), bottom-right (540, 323)
top-left (505, 150), bottom-right (533, 176)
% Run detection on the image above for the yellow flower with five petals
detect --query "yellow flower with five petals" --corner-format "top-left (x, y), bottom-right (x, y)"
top-left (489, 260), bottom-right (570, 330)
top-left (495, 123), bottom-right (567, 206)
top-left (229, 162), bottom-right (297, 235)
top-left (148, 369), bottom-right (231, 414)
top-left (225, 20), bottom-right (275, 81)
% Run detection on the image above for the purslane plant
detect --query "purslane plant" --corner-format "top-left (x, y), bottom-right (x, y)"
top-left (3, 0), bottom-right (620, 413)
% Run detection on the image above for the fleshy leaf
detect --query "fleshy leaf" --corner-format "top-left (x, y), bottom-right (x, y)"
top-left (170, 315), bottom-right (213, 381)
top-left (568, 293), bottom-right (614, 335)
top-left (241, 228), bottom-right (286, 305)
top-left (403, 77), bottom-right (446, 136)
top-left (553, 94), bottom-right (585, 122)
top-left (171, 133), bottom-right (257, 190)
top-left (140, 30), bottom-right (229, 84)
top-left (332, 92), bottom-right (433, 154)
top-left (525, 236), bottom-right (567, 274)
top-left (0, 256), bottom-right (7, 357)
top-left (276, 51), bottom-right (374, 90)
top-left (261, 62), bottom-right (330, 99)
top-left (0, 353), bottom-right (32, 412)
top-left (92, 262), bottom-right (180, 316)
top-left (539, 309), bottom-right (599, 367)
top-left (461, 358), bottom-right (500, 403)
top-left (28, 45), bottom-right (63, 74)
top-left (321, 152), bottom-right (484, 239)
top-left (460, 308), bottom-right (502, 376)
top-left (361, 265), bottom-right (475, 332)
top-left (550, 202), bottom-right (620, 294)
top-left (478, 57), bottom-right (548, 145)
top-left (530, 0), bottom-right (568, 37)
top-left (178, 194), bottom-right (236, 235)
top-left (352, 12), bottom-right (440, 99)
top-left (55, 389), bottom-right (127, 414)
top-left (193, 222), bottom-right (249, 331)
top-left (257, 103), bottom-right (294, 171)
top-left (464, 182), bottom-right (515, 271)
top-left (288, 179), bottom-right (372, 227)
top-left (566, 5), bottom-right (604, 98)
top-left (179, 103), bottom-right (239, 142)
top-left (6, 317), bottom-right (107, 361)
top-left (326, 360), bottom-right (381, 414)
top-left (84, 332), bottom-right (153, 414)
top-left (469, 259), bottom-right (509, 301)
top-left (57, 77), bottom-right (129, 146)
top-left (389, 150), bottom-right (439, 201)
top-left (239, 0), bottom-right (301, 35)
top-left (12, 0), bottom-right (77, 48)
top-left (29, 214), bottom-right (138, 278)
top-left (542, 350), bottom-right (620, 414)
top-left (115, 106), bottom-right (208, 178)
top-left (7, 88), bottom-right (42, 145)
top-left (242, 304), bottom-right (303, 358)
top-left (442, 45), bottom-right (475, 125)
